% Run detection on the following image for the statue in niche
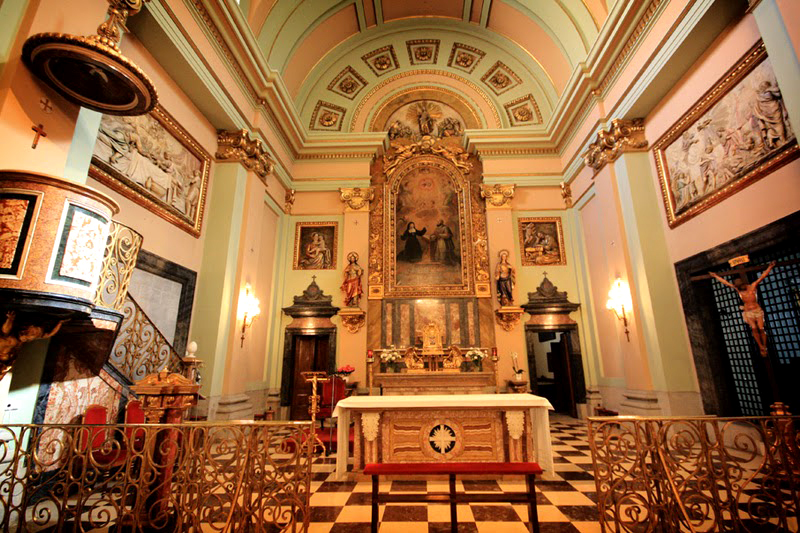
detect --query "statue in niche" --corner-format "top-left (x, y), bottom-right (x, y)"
top-left (407, 102), bottom-right (442, 137)
top-left (709, 261), bottom-right (776, 356)
top-left (341, 252), bottom-right (364, 307)
top-left (495, 249), bottom-right (515, 307)
top-left (388, 120), bottom-right (412, 140)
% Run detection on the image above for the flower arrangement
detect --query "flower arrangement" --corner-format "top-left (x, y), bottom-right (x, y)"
top-left (465, 348), bottom-right (487, 361)
top-left (380, 346), bottom-right (402, 363)
top-left (335, 365), bottom-right (355, 377)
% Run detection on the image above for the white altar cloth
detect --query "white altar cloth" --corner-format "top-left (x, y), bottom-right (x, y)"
top-left (333, 393), bottom-right (554, 479)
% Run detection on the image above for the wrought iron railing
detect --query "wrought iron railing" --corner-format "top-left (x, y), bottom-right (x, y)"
top-left (588, 416), bottom-right (800, 533)
top-left (94, 222), bottom-right (143, 312)
top-left (0, 421), bottom-right (313, 531)
top-left (109, 294), bottom-right (184, 382)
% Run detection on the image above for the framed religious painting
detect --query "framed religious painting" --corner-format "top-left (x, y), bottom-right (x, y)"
top-left (653, 41), bottom-right (798, 228)
top-left (293, 222), bottom-right (338, 270)
top-left (89, 104), bottom-right (211, 237)
top-left (517, 217), bottom-right (566, 266)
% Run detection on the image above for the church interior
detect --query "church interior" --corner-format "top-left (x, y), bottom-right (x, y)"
top-left (0, 0), bottom-right (798, 531)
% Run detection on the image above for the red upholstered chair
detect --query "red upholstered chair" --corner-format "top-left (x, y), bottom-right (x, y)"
top-left (83, 404), bottom-right (109, 451)
top-left (124, 399), bottom-right (146, 452)
top-left (317, 376), bottom-right (347, 455)
top-left (81, 404), bottom-right (127, 468)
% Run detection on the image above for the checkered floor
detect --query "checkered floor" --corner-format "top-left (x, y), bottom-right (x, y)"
top-left (307, 414), bottom-right (600, 533)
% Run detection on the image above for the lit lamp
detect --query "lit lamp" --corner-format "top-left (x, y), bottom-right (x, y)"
top-left (606, 278), bottom-right (632, 342)
top-left (239, 284), bottom-right (261, 347)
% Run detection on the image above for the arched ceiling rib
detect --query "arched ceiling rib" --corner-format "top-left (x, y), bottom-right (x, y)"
top-left (245, 0), bottom-right (612, 133)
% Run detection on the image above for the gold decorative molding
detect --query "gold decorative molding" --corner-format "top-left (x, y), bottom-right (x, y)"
top-left (495, 306), bottom-right (524, 332)
top-left (383, 136), bottom-right (472, 179)
top-left (561, 182), bottom-right (573, 208)
top-left (339, 187), bottom-right (374, 212)
top-left (480, 184), bottom-right (515, 208)
top-left (339, 307), bottom-right (365, 334)
top-left (216, 130), bottom-right (274, 180)
top-left (285, 189), bottom-right (295, 214)
top-left (583, 119), bottom-right (648, 173)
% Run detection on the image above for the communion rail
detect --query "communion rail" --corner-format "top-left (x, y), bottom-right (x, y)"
top-left (587, 416), bottom-right (800, 533)
top-left (0, 421), bottom-right (314, 532)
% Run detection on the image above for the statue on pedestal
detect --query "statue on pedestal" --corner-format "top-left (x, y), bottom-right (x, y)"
top-left (341, 252), bottom-right (364, 307)
top-left (495, 250), bottom-right (515, 306)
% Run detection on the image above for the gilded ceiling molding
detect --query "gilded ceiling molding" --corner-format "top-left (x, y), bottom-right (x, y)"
top-left (583, 119), bottom-right (648, 173)
top-left (216, 130), bottom-right (275, 180)
top-left (480, 184), bottom-right (515, 209)
top-left (560, 182), bottom-right (573, 208)
top-left (339, 187), bottom-right (374, 212)
top-left (350, 69), bottom-right (501, 131)
top-left (383, 137), bottom-right (472, 179)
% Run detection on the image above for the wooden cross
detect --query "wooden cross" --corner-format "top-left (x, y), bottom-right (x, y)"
top-left (31, 124), bottom-right (47, 149)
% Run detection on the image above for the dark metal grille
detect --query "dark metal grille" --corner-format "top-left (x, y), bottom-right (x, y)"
top-left (711, 278), bottom-right (764, 416)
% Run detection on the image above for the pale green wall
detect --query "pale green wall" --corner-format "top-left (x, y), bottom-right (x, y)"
top-left (0, 0), bottom-right (29, 76)
top-left (5, 340), bottom-right (49, 424)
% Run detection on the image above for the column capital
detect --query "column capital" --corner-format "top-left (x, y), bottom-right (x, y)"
top-left (583, 118), bottom-right (648, 174)
top-left (560, 182), bottom-right (573, 208)
top-left (480, 183), bottom-right (515, 209)
top-left (215, 130), bottom-right (274, 181)
top-left (339, 187), bottom-right (374, 212)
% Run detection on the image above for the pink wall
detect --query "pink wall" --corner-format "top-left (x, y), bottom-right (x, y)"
top-left (645, 14), bottom-right (800, 263)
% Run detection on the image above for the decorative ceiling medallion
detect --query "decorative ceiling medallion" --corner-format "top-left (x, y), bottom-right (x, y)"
top-left (481, 61), bottom-right (522, 96)
top-left (362, 45), bottom-right (400, 76)
top-left (309, 101), bottom-right (346, 132)
top-left (22, 0), bottom-right (157, 116)
top-left (504, 94), bottom-right (543, 126)
top-left (327, 66), bottom-right (367, 100)
top-left (406, 39), bottom-right (440, 65)
top-left (447, 43), bottom-right (485, 74)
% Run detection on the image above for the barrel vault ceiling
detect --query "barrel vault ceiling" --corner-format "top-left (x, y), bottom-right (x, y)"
top-left (238, 0), bottom-right (612, 134)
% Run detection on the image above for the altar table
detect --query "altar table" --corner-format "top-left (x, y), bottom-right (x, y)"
top-left (332, 393), bottom-right (554, 480)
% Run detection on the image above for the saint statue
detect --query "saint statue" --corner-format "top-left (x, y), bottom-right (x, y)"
top-left (341, 252), bottom-right (364, 308)
top-left (430, 219), bottom-right (458, 265)
top-left (300, 232), bottom-right (332, 269)
top-left (397, 221), bottom-right (426, 263)
top-left (495, 250), bottom-right (515, 306)
top-left (709, 261), bottom-right (776, 356)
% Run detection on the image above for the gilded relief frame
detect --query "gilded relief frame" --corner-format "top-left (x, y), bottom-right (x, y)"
top-left (293, 221), bottom-right (338, 271)
top-left (384, 155), bottom-right (475, 298)
top-left (653, 42), bottom-right (799, 228)
top-left (517, 217), bottom-right (566, 266)
top-left (89, 104), bottom-right (211, 238)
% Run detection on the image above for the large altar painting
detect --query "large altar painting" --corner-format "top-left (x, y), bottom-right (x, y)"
top-left (654, 43), bottom-right (798, 228)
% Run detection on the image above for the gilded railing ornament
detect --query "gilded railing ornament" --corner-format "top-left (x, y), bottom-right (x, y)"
top-left (216, 130), bottom-right (275, 180)
top-left (480, 184), bottom-right (515, 208)
top-left (94, 222), bottom-right (143, 311)
top-left (583, 118), bottom-right (648, 173)
top-left (339, 187), bottom-right (374, 211)
top-left (560, 182), bottom-right (573, 208)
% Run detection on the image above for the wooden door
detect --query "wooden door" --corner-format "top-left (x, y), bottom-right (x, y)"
top-left (556, 334), bottom-right (577, 418)
top-left (289, 335), bottom-right (330, 420)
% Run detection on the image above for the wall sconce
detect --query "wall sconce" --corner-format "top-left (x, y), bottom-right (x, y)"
top-left (606, 278), bottom-right (632, 342)
top-left (239, 284), bottom-right (261, 347)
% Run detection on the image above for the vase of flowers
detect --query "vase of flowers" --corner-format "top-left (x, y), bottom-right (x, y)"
top-left (335, 365), bottom-right (355, 383)
top-left (465, 348), bottom-right (486, 372)
top-left (380, 346), bottom-right (402, 373)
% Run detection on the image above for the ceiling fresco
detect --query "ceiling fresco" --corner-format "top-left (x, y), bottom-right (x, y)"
top-left (238, 0), bottom-right (610, 134)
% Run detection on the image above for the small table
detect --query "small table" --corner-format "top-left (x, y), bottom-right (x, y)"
top-left (332, 393), bottom-right (554, 480)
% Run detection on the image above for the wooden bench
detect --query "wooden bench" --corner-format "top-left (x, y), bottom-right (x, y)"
top-left (364, 462), bottom-right (542, 533)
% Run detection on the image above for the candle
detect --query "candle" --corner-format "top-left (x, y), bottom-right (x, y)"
top-left (367, 349), bottom-right (374, 362)
top-left (511, 352), bottom-right (519, 371)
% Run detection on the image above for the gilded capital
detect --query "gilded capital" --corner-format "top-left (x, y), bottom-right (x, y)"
top-left (339, 187), bottom-right (374, 212)
top-left (583, 119), bottom-right (648, 173)
top-left (285, 189), bottom-right (295, 214)
top-left (216, 129), bottom-right (274, 180)
top-left (480, 183), bottom-right (515, 208)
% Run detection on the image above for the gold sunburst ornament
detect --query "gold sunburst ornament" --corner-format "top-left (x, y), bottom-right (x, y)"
top-left (22, 0), bottom-right (158, 116)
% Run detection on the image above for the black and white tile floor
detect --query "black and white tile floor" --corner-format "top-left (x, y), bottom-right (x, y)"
top-left (307, 414), bottom-right (600, 533)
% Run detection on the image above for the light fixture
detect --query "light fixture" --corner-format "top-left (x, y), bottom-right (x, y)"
top-left (239, 284), bottom-right (261, 347)
top-left (606, 278), bottom-right (632, 342)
